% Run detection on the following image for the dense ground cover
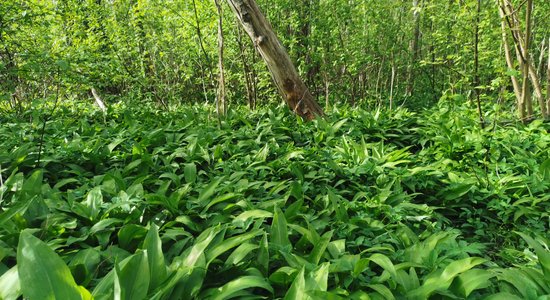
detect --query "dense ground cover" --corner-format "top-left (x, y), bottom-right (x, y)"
top-left (0, 103), bottom-right (549, 299)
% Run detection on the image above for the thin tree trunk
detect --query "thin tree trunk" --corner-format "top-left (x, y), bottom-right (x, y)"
top-left (215, 0), bottom-right (226, 117)
top-left (406, 0), bottom-right (421, 97)
top-left (547, 37), bottom-right (550, 116)
top-left (192, 0), bottom-right (215, 94)
top-left (474, 0), bottom-right (484, 128)
top-left (499, 4), bottom-right (522, 110)
top-left (390, 64), bottom-right (395, 110)
top-left (503, 0), bottom-right (547, 119)
top-left (225, 0), bottom-right (324, 120)
top-left (236, 22), bottom-right (256, 109)
top-left (520, 0), bottom-right (533, 119)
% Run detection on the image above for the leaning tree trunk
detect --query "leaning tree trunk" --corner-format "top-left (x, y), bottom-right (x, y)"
top-left (225, 0), bottom-right (324, 120)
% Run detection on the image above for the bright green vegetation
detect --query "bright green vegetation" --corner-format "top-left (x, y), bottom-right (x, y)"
top-left (1, 103), bottom-right (549, 299)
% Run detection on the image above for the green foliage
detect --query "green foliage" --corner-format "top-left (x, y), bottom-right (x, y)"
top-left (1, 104), bottom-right (549, 298)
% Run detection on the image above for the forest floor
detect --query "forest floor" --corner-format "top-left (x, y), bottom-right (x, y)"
top-left (1, 103), bottom-right (549, 299)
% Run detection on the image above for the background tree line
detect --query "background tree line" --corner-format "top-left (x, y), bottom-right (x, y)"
top-left (1, 0), bottom-right (549, 120)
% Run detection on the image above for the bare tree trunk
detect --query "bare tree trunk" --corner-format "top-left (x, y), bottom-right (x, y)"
top-left (498, 5), bottom-right (522, 110)
top-left (501, 0), bottom-right (548, 119)
top-left (225, 0), bottom-right (324, 120)
top-left (474, 0), bottom-right (484, 128)
top-left (406, 0), bottom-right (421, 97)
top-left (547, 37), bottom-right (550, 116)
top-left (520, 0), bottom-right (533, 119)
top-left (236, 22), bottom-right (256, 110)
top-left (390, 64), bottom-right (395, 110)
top-left (215, 0), bottom-right (227, 117)
top-left (192, 0), bottom-right (215, 97)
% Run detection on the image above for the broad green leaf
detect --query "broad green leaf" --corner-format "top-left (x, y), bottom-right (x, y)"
top-left (113, 251), bottom-right (150, 300)
top-left (258, 233), bottom-right (269, 276)
top-left (53, 178), bottom-right (80, 190)
top-left (233, 209), bottom-right (273, 224)
top-left (184, 163), bottom-right (197, 184)
top-left (118, 224), bottom-right (148, 250)
top-left (309, 231), bottom-right (333, 265)
top-left (307, 263), bottom-right (330, 292)
top-left (328, 189), bottom-right (349, 222)
top-left (539, 158), bottom-right (550, 180)
top-left (21, 169), bottom-right (43, 196)
top-left (271, 207), bottom-right (291, 250)
top-left (203, 192), bottom-right (240, 212)
top-left (307, 290), bottom-right (346, 299)
top-left (496, 268), bottom-right (542, 299)
top-left (451, 269), bottom-right (495, 297)
top-left (17, 230), bottom-right (83, 300)
top-left (367, 284), bottom-right (395, 300)
top-left (108, 138), bottom-right (126, 153)
top-left (517, 232), bottom-right (550, 280)
top-left (142, 224), bottom-right (167, 291)
top-left (84, 186), bottom-right (103, 221)
top-left (327, 239), bottom-right (346, 259)
top-left (123, 159), bottom-right (142, 173)
top-left (284, 267), bottom-right (306, 300)
top-left (69, 248), bottom-right (101, 286)
top-left (484, 292), bottom-right (523, 300)
top-left (224, 243), bottom-right (259, 266)
top-left (369, 253), bottom-right (398, 282)
top-left (0, 197), bottom-right (34, 227)
top-left (0, 266), bottom-right (21, 300)
top-left (198, 176), bottom-right (224, 205)
top-left (408, 257), bottom-right (486, 299)
top-left (183, 226), bottom-right (222, 267)
top-left (209, 276), bottom-right (273, 300)
top-left (206, 229), bottom-right (262, 264)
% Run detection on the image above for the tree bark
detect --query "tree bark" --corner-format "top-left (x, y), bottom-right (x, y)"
top-left (406, 0), bottom-right (421, 97)
top-left (547, 37), bottom-right (550, 116)
top-left (498, 4), bottom-right (522, 112)
top-left (215, 0), bottom-right (227, 116)
top-left (225, 0), bottom-right (324, 120)
top-left (520, 0), bottom-right (533, 119)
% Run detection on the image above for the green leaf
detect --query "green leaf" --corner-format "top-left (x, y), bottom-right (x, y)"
top-left (113, 251), bottom-right (150, 300)
top-left (142, 224), bottom-right (167, 291)
top-left (203, 192), bottom-right (240, 212)
top-left (517, 232), bottom-right (550, 280)
top-left (197, 176), bottom-right (224, 205)
top-left (209, 276), bottom-right (273, 300)
top-left (17, 230), bottom-right (83, 300)
top-left (184, 163), bottom-right (197, 184)
top-left (271, 207), bottom-right (291, 250)
top-left (206, 229), bottom-right (262, 264)
top-left (284, 267), bottom-right (306, 300)
top-left (224, 243), bottom-right (259, 266)
top-left (21, 169), bottom-right (43, 196)
top-left (496, 268), bottom-right (541, 299)
top-left (451, 269), bottom-right (495, 297)
top-left (233, 209), bottom-right (273, 224)
top-left (84, 186), bottom-right (103, 221)
top-left (0, 266), bottom-right (21, 300)
top-left (484, 292), bottom-right (524, 300)
top-left (367, 284), bottom-right (395, 300)
top-left (307, 263), bottom-right (330, 292)
top-left (118, 224), bottom-right (148, 250)
top-left (0, 197), bottom-right (34, 227)
top-left (408, 257), bottom-right (486, 299)
top-left (369, 253), bottom-right (398, 282)
top-left (309, 231), bottom-right (333, 265)
top-left (258, 233), bottom-right (269, 276)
